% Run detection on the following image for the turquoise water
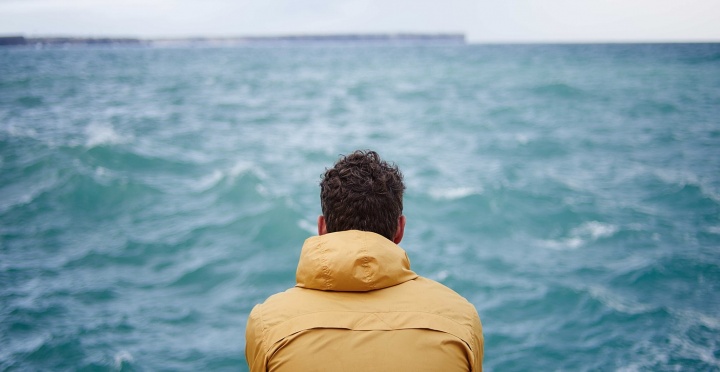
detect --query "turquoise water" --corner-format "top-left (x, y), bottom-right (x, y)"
top-left (1, 43), bottom-right (719, 371)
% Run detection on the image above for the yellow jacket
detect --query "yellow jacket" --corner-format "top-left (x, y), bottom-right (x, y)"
top-left (245, 230), bottom-right (483, 371)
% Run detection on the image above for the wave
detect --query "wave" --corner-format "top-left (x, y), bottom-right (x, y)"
top-left (0, 134), bottom-right (60, 213)
top-left (166, 258), bottom-right (236, 293)
top-left (3, 43), bottom-right (718, 372)
top-left (1, 303), bottom-right (70, 368)
top-left (114, 350), bottom-right (134, 370)
top-left (71, 143), bottom-right (199, 179)
top-left (189, 160), bottom-right (268, 193)
top-left (487, 281), bottom-right (702, 370)
top-left (0, 167), bottom-right (61, 215)
top-left (587, 285), bottom-right (659, 315)
top-left (705, 225), bottom-right (720, 235)
top-left (24, 336), bottom-right (85, 369)
top-left (84, 123), bottom-right (131, 148)
top-left (651, 167), bottom-right (720, 204)
top-left (2, 306), bottom-right (137, 370)
top-left (632, 307), bottom-right (720, 369)
top-left (54, 172), bottom-right (162, 217)
top-left (427, 186), bottom-right (480, 200)
top-left (537, 221), bottom-right (619, 250)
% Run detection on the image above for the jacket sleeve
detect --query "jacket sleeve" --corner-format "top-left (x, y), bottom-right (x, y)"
top-left (245, 305), bottom-right (267, 372)
top-left (472, 315), bottom-right (484, 372)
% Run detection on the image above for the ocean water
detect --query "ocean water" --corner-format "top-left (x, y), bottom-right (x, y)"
top-left (1, 43), bottom-right (719, 371)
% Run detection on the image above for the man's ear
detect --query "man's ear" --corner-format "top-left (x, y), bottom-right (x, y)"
top-left (393, 215), bottom-right (406, 244)
top-left (318, 215), bottom-right (328, 236)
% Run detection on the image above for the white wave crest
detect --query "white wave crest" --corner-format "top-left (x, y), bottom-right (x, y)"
top-left (587, 285), bottom-right (656, 315)
top-left (0, 173), bottom-right (60, 214)
top-left (190, 160), bottom-right (269, 192)
top-left (653, 167), bottom-right (720, 203)
top-left (574, 221), bottom-right (618, 240)
top-left (539, 221), bottom-right (618, 250)
top-left (85, 123), bottom-right (128, 148)
top-left (113, 350), bottom-right (133, 369)
top-left (192, 170), bottom-right (224, 191)
top-left (675, 308), bottom-right (720, 331)
top-left (428, 186), bottom-right (480, 200)
top-left (229, 160), bottom-right (267, 180)
top-left (705, 225), bottom-right (720, 235)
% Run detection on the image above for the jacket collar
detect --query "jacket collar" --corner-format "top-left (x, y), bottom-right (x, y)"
top-left (295, 230), bottom-right (418, 292)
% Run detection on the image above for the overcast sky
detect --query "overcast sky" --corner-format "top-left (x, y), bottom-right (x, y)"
top-left (1, 0), bottom-right (719, 43)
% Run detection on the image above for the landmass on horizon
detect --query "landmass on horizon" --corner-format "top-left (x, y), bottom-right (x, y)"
top-left (0, 33), bottom-right (465, 47)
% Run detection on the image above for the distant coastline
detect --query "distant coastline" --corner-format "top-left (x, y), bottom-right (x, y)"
top-left (0, 33), bottom-right (466, 47)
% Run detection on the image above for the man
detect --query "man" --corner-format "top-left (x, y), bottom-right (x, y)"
top-left (245, 150), bottom-right (483, 371)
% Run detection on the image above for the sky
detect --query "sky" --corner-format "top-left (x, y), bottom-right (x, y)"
top-left (1, 0), bottom-right (719, 43)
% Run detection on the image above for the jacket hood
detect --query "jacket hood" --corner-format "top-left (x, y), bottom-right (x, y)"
top-left (296, 230), bottom-right (418, 292)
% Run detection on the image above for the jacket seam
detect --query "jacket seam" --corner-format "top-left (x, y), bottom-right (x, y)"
top-left (318, 238), bottom-right (332, 290)
top-left (272, 309), bottom-right (471, 329)
top-left (264, 310), bottom-right (478, 353)
top-left (360, 233), bottom-right (376, 289)
top-left (259, 306), bottom-right (268, 357)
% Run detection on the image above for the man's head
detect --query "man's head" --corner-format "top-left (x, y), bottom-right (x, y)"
top-left (318, 150), bottom-right (406, 243)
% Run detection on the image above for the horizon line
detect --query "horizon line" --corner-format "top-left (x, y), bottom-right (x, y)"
top-left (1, 33), bottom-right (719, 45)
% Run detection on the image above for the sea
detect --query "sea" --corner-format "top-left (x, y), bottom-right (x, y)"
top-left (1, 42), bottom-right (719, 371)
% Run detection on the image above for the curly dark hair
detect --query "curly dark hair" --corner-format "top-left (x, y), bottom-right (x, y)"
top-left (320, 150), bottom-right (405, 241)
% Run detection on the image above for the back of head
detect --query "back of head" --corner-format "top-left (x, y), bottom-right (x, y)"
top-left (320, 150), bottom-right (405, 241)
